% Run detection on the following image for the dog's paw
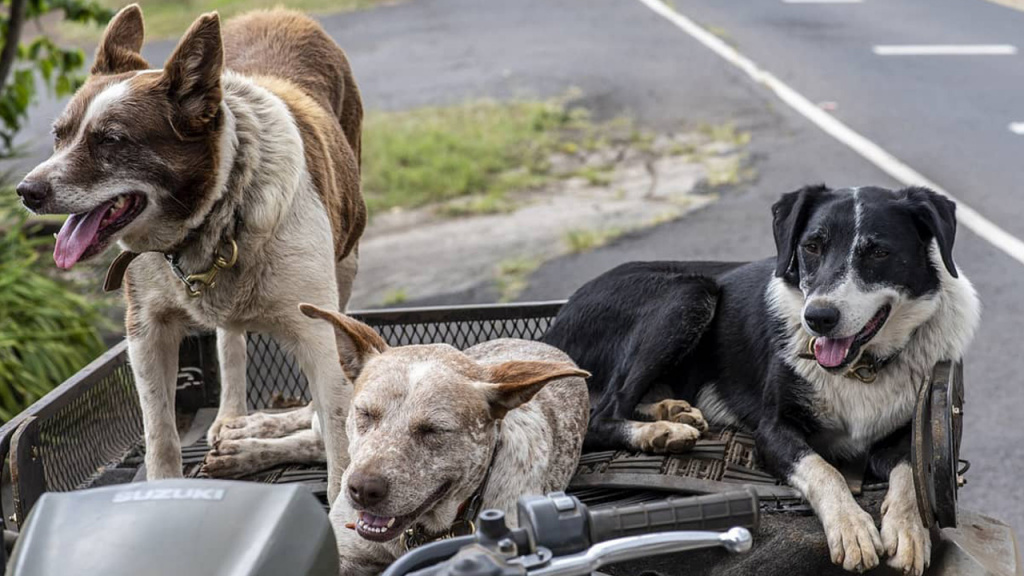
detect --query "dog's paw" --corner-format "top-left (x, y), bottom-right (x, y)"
top-left (648, 400), bottom-right (709, 432)
top-left (822, 505), bottom-right (883, 573)
top-left (214, 411), bottom-right (306, 442)
top-left (881, 496), bottom-right (932, 575)
top-left (632, 421), bottom-right (701, 453)
top-left (202, 439), bottom-right (268, 478)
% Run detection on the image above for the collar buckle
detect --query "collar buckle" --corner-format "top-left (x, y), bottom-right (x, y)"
top-left (803, 337), bottom-right (888, 383)
top-left (401, 519), bottom-right (476, 552)
top-left (168, 239), bottom-right (239, 298)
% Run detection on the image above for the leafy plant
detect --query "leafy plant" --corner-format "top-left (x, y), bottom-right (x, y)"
top-left (0, 193), bottom-right (105, 421)
top-left (0, 0), bottom-right (114, 157)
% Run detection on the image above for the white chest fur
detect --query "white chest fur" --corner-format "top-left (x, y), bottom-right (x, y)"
top-left (765, 253), bottom-right (980, 458)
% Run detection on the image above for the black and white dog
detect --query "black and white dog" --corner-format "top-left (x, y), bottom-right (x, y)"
top-left (542, 185), bottom-right (980, 575)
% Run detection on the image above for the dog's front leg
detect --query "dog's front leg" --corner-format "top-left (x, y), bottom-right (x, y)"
top-left (758, 417), bottom-right (882, 572)
top-left (127, 316), bottom-right (186, 480)
top-left (276, 321), bottom-right (352, 504)
top-left (879, 462), bottom-right (931, 575)
top-left (207, 327), bottom-right (248, 446)
top-left (871, 425), bottom-right (931, 575)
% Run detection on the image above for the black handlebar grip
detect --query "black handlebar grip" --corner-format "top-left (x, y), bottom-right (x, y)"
top-left (587, 489), bottom-right (759, 544)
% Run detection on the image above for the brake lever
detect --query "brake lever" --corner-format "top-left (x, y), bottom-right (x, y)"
top-left (526, 528), bottom-right (753, 576)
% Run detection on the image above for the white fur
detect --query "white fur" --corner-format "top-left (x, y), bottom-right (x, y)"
top-left (766, 242), bottom-right (980, 459)
top-left (789, 453), bottom-right (883, 572)
top-left (695, 383), bottom-right (741, 427)
top-left (83, 80), bottom-right (130, 127)
top-left (881, 462), bottom-right (932, 575)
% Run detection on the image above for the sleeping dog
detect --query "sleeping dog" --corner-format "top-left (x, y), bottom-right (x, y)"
top-left (543, 185), bottom-right (980, 575)
top-left (206, 304), bottom-right (590, 575)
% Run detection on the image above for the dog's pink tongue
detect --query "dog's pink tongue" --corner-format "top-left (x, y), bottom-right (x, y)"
top-left (359, 512), bottom-right (392, 528)
top-left (53, 202), bottom-right (111, 269)
top-left (814, 336), bottom-right (856, 368)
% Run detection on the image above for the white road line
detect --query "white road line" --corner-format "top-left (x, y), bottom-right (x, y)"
top-left (1010, 122), bottom-right (1024, 135)
top-left (634, 0), bottom-right (1024, 267)
top-left (783, 0), bottom-right (862, 4)
top-left (873, 44), bottom-right (1017, 56)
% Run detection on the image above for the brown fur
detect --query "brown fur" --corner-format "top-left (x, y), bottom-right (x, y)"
top-left (223, 10), bottom-right (365, 260)
top-left (254, 75), bottom-right (364, 260)
top-left (92, 5), bottom-right (148, 75)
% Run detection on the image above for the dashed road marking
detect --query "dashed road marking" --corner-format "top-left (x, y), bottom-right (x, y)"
top-left (1009, 122), bottom-right (1024, 134)
top-left (634, 0), bottom-right (1024, 267)
top-left (783, 0), bottom-right (863, 3)
top-left (873, 44), bottom-right (1018, 56)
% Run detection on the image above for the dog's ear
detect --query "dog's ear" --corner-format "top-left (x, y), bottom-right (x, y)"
top-left (772, 184), bottom-right (828, 283)
top-left (901, 187), bottom-right (958, 278)
top-left (92, 4), bottom-right (149, 75)
top-left (298, 304), bottom-right (389, 381)
top-left (162, 12), bottom-right (223, 137)
top-left (479, 362), bottom-right (590, 419)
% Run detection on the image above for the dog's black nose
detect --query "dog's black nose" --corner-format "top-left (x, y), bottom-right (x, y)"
top-left (348, 470), bottom-right (389, 508)
top-left (805, 305), bottom-right (840, 334)
top-left (15, 179), bottom-right (52, 211)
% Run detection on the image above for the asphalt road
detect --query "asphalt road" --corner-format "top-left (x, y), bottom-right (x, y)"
top-left (5, 0), bottom-right (1022, 538)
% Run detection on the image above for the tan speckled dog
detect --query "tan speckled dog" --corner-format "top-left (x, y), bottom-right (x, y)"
top-left (207, 304), bottom-right (590, 575)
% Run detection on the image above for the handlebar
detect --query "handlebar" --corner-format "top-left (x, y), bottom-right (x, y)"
top-left (585, 491), bottom-right (759, 543)
top-left (529, 527), bottom-right (753, 576)
top-left (383, 489), bottom-right (759, 576)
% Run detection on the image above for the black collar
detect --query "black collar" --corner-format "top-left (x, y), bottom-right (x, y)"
top-left (399, 422), bottom-right (503, 551)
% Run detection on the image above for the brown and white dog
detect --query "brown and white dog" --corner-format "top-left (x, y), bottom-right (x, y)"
top-left (206, 304), bottom-right (590, 575)
top-left (15, 5), bottom-right (365, 500)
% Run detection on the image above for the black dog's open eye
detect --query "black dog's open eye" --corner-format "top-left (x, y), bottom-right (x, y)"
top-left (870, 248), bottom-right (890, 260)
top-left (802, 241), bottom-right (822, 256)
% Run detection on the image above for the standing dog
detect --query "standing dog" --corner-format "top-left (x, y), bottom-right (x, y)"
top-left (543, 185), bottom-right (980, 575)
top-left (15, 5), bottom-right (365, 500)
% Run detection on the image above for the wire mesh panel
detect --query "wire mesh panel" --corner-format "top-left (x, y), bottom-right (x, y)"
top-left (4, 303), bottom-right (565, 526)
top-left (35, 361), bottom-right (142, 493)
top-left (246, 334), bottom-right (311, 409)
top-left (243, 303), bottom-right (562, 409)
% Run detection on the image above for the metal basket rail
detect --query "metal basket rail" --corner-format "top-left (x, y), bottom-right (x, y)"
top-left (0, 301), bottom-right (565, 529)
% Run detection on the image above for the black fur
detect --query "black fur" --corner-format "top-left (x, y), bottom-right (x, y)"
top-left (543, 185), bottom-right (958, 482)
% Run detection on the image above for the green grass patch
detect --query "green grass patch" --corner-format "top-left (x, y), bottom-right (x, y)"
top-left (698, 122), bottom-right (751, 148)
top-left (379, 287), bottom-right (408, 307)
top-left (63, 0), bottom-right (393, 41)
top-left (362, 99), bottom-right (593, 217)
top-left (494, 256), bottom-right (541, 303)
top-left (563, 226), bottom-right (627, 254)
